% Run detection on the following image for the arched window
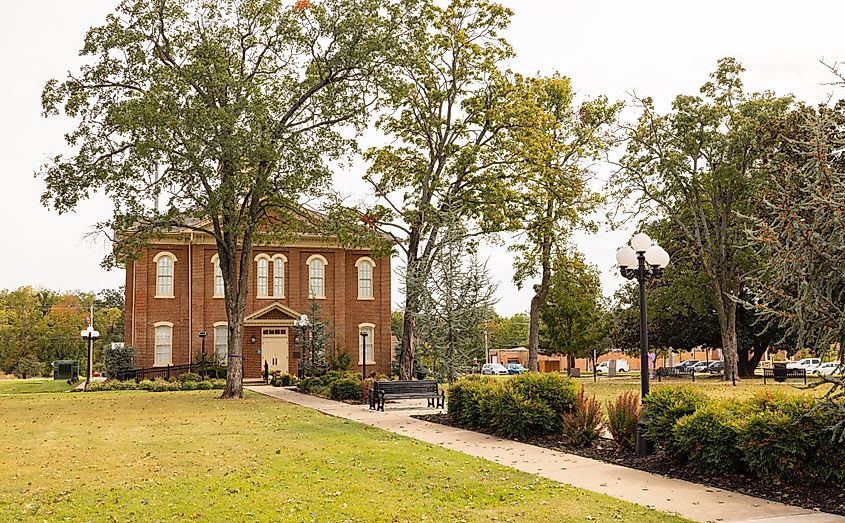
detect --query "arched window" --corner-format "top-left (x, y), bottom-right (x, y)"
top-left (355, 257), bottom-right (375, 300)
top-left (213, 322), bottom-right (228, 366)
top-left (255, 254), bottom-right (270, 297)
top-left (154, 322), bottom-right (173, 366)
top-left (211, 254), bottom-right (224, 298)
top-left (358, 323), bottom-right (375, 365)
top-left (272, 254), bottom-right (287, 297)
top-left (306, 255), bottom-right (328, 299)
top-left (154, 252), bottom-right (177, 298)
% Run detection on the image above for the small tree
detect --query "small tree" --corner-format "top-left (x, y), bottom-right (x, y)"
top-left (103, 344), bottom-right (136, 379)
top-left (294, 299), bottom-right (331, 376)
top-left (13, 355), bottom-right (44, 379)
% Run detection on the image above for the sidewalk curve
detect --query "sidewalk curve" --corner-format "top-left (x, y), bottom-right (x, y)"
top-left (247, 385), bottom-right (843, 523)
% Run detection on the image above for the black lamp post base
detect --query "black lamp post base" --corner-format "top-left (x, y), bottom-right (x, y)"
top-left (635, 413), bottom-right (654, 456)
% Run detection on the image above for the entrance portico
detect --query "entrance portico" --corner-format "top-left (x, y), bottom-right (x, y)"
top-left (243, 302), bottom-right (303, 377)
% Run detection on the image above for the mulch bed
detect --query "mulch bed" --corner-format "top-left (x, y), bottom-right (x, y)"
top-left (413, 413), bottom-right (845, 517)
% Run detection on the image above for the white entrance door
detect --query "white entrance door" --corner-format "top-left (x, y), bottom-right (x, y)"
top-left (262, 329), bottom-right (289, 373)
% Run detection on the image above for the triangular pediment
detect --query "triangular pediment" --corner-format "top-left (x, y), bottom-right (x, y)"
top-left (244, 302), bottom-right (303, 325)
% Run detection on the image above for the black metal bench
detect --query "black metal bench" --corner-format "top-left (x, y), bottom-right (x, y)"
top-left (762, 367), bottom-right (807, 385)
top-left (656, 367), bottom-right (696, 382)
top-left (368, 380), bottom-right (444, 412)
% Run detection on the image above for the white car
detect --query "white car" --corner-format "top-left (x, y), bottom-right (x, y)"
top-left (786, 358), bottom-right (821, 371)
top-left (481, 363), bottom-right (509, 375)
top-left (814, 362), bottom-right (844, 376)
top-left (595, 359), bottom-right (630, 374)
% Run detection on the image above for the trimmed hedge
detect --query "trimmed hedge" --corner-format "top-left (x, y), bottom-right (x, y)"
top-left (645, 387), bottom-right (844, 487)
top-left (329, 377), bottom-right (361, 401)
top-left (643, 385), bottom-right (707, 458)
top-left (86, 377), bottom-right (226, 392)
top-left (447, 373), bottom-right (576, 439)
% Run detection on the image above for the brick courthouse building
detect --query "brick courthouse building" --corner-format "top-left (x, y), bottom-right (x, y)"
top-left (123, 225), bottom-right (391, 379)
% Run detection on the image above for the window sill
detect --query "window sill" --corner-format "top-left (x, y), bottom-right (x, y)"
top-left (257, 295), bottom-right (285, 300)
top-left (154, 295), bottom-right (175, 299)
top-left (358, 361), bottom-right (377, 366)
top-left (153, 362), bottom-right (173, 367)
top-left (357, 296), bottom-right (375, 301)
top-left (308, 295), bottom-right (326, 300)
top-left (213, 294), bottom-right (223, 299)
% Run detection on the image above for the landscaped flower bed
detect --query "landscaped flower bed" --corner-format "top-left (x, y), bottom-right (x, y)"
top-left (417, 379), bottom-right (845, 516)
top-left (84, 373), bottom-right (226, 392)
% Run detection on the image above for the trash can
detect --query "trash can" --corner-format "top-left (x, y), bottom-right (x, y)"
top-left (773, 362), bottom-right (787, 383)
top-left (52, 360), bottom-right (80, 382)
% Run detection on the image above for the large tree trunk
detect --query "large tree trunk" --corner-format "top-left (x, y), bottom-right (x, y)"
top-left (738, 343), bottom-right (767, 378)
top-left (220, 225), bottom-right (253, 399)
top-left (712, 280), bottom-right (740, 382)
top-left (399, 226), bottom-right (423, 380)
top-left (528, 234), bottom-right (552, 372)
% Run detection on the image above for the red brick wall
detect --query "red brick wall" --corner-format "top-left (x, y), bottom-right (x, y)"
top-left (124, 240), bottom-right (392, 378)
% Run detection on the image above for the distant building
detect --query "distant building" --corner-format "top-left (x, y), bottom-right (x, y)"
top-left (123, 221), bottom-right (391, 378)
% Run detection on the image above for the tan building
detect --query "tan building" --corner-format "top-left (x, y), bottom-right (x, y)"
top-left (124, 225), bottom-right (391, 379)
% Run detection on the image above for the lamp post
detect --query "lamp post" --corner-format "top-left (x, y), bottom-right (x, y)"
top-left (80, 325), bottom-right (100, 391)
top-left (294, 315), bottom-right (309, 379)
top-left (616, 232), bottom-right (670, 455)
top-left (198, 331), bottom-right (207, 379)
top-left (361, 330), bottom-right (368, 380)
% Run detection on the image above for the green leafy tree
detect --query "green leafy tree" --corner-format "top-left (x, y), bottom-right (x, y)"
top-left (39, 0), bottom-right (405, 397)
top-left (488, 312), bottom-right (529, 350)
top-left (501, 74), bottom-right (619, 371)
top-left (610, 58), bottom-right (792, 380)
top-left (747, 100), bottom-right (845, 418)
top-left (13, 354), bottom-right (45, 379)
top-left (539, 252), bottom-right (604, 370)
top-left (365, 0), bottom-right (515, 379)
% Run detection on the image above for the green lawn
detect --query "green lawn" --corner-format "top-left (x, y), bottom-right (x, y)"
top-left (0, 378), bottom-right (81, 395)
top-left (0, 391), bottom-right (686, 522)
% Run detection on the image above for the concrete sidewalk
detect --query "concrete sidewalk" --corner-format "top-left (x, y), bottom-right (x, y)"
top-left (248, 385), bottom-right (843, 523)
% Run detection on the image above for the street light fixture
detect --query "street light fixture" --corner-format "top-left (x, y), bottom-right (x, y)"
top-left (616, 231), bottom-right (670, 455)
top-left (80, 325), bottom-right (100, 391)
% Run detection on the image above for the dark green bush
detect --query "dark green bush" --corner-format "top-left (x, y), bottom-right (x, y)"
top-left (195, 380), bottom-right (213, 390)
top-left (808, 408), bottom-right (845, 487)
top-left (103, 345), bottom-right (135, 379)
top-left (448, 378), bottom-right (500, 427)
top-left (561, 387), bottom-right (605, 447)
top-left (643, 385), bottom-right (707, 458)
top-left (607, 390), bottom-right (640, 450)
top-left (181, 380), bottom-right (198, 391)
top-left (110, 380), bottom-right (138, 391)
top-left (507, 372), bottom-right (577, 415)
top-left (270, 377), bottom-right (282, 387)
top-left (321, 370), bottom-right (343, 385)
top-left (479, 387), bottom-right (557, 439)
top-left (278, 374), bottom-right (294, 386)
top-left (672, 401), bottom-right (745, 475)
top-left (177, 372), bottom-right (202, 383)
top-left (329, 377), bottom-right (361, 401)
top-left (210, 379), bottom-right (226, 389)
top-left (138, 379), bottom-right (154, 391)
top-left (298, 377), bottom-right (322, 393)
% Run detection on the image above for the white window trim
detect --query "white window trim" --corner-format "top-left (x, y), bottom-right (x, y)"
top-left (213, 321), bottom-right (228, 367)
top-left (211, 254), bottom-right (224, 299)
top-left (153, 252), bottom-right (177, 299)
top-left (306, 254), bottom-right (328, 300)
top-left (271, 254), bottom-right (287, 298)
top-left (358, 323), bottom-right (376, 365)
top-left (355, 257), bottom-right (376, 301)
top-left (153, 321), bottom-right (174, 367)
top-left (255, 254), bottom-right (271, 299)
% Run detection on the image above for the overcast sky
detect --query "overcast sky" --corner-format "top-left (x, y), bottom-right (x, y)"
top-left (1, 1), bottom-right (843, 316)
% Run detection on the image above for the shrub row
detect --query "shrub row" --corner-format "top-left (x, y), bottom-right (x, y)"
top-left (85, 378), bottom-right (226, 392)
top-left (296, 371), bottom-right (363, 402)
top-left (270, 373), bottom-right (296, 387)
top-left (447, 373), bottom-right (579, 440)
top-left (643, 386), bottom-right (845, 487)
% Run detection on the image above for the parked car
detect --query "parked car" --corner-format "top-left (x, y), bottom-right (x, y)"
top-left (481, 363), bottom-right (509, 375)
top-left (814, 361), bottom-right (844, 376)
top-left (674, 360), bottom-right (699, 373)
top-left (786, 358), bottom-right (821, 371)
top-left (506, 363), bottom-right (528, 375)
top-left (690, 361), bottom-right (710, 373)
top-left (706, 361), bottom-right (724, 374)
top-left (595, 359), bottom-right (630, 374)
